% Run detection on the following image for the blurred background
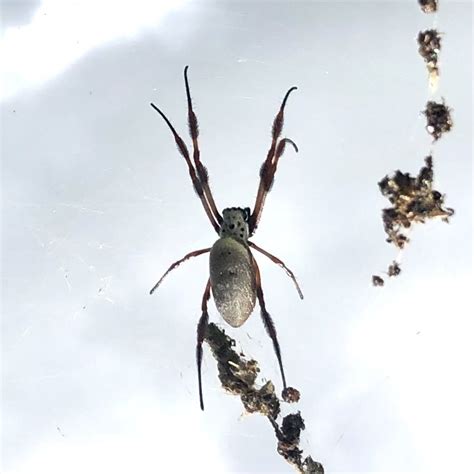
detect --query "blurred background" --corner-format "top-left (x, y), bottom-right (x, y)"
top-left (1, 1), bottom-right (472, 472)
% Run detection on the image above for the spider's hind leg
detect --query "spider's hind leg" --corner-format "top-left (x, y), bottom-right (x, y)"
top-left (197, 278), bottom-right (212, 410)
top-left (251, 255), bottom-right (288, 391)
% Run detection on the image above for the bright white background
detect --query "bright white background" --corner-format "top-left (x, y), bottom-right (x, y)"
top-left (1, 1), bottom-right (472, 473)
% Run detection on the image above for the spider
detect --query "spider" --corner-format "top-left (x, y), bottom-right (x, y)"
top-left (150, 66), bottom-right (303, 410)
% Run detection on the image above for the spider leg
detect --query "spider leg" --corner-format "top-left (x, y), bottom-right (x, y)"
top-left (249, 241), bottom-right (303, 300)
top-left (149, 247), bottom-right (211, 295)
top-left (252, 255), bottom-right (287, 391)
top-left (249, 86), bottom-right (298, 236)
top-left (197, 278), bottom-right (211, 411)
top-left (150, 101), bottom-right (220, 234)
top-left (184, 66), bottom-right (222, 226)
top-left (251, 137), bottom-right (298, 236)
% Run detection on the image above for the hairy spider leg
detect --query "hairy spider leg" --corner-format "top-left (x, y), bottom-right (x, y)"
top-left (249, 86), bottom-right (298, 236)
top-left (249, 241), bottom-right (303, 300)
top-left (184, 66), bottom-right (222, 226)
top-left (197, 278), bottom-right (212, 410)
top-left (251, 137), bottom-right (298, 236)
top-left (150, 103), bottom-right (220, 234)
top-left (149, 247), bottom-right (211, 295)
top-left (252, 255), bottom-right (288, 391)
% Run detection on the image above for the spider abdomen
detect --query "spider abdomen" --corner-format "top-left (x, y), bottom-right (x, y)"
top-left (209, 237), bottom-right (256, 328)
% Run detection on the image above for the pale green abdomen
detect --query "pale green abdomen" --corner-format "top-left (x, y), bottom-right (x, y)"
top-left (209, 237), bottom-right (256, 328)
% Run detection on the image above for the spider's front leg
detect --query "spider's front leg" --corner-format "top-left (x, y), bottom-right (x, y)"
top-left (249, 87), bottom-right (298, 236)
top-left (184, 66), bottom-right (221, 225)
top-left (150, 66), bottom-right (222, 234)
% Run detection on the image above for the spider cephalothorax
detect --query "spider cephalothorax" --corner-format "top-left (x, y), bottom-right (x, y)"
top-left (149, 66), bottom-right (303, 410)
top-left (220, 207), bottom-right (251, 241)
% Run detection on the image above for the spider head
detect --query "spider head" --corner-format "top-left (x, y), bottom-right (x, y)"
top-left (220, 207), bottom-right (251, 242)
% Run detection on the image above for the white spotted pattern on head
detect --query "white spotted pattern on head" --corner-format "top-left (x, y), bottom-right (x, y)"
top-left (220, 207), bottom-right (250, 242)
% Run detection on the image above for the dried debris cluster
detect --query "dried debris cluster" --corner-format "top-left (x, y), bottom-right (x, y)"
top-left (373, 261), bottom-right (402, 286)
top-left (418, 0), bottom-right (438, 14)
top-left (417, 29), bottom-right (442, 82)
top-left (205, 323), bottom-right (324, 474)
top-left (373, 157), bottom-right (454, 285)
top-left (424, 100), bottom-right (453, 141)
top-left (379, 156), bottom-right (454, 250)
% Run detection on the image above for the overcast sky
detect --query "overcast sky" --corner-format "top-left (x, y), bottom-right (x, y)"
top-left (1, 1), bottom-right (473, 473)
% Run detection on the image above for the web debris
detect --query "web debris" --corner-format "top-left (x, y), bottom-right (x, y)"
top-left (373, 157), bottom-right (454, 285)
top-left (418, 0), bottom-right (438, 14)
top-left (417, 29), bottom-right (442, 90)
top-left (205, 323), bottom-right (324, 474)
top-left (424, 100), bottom-right (453, 141)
